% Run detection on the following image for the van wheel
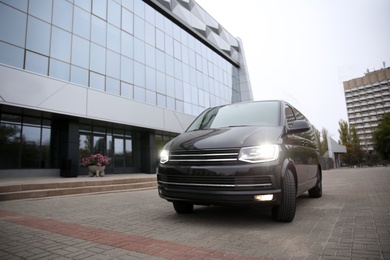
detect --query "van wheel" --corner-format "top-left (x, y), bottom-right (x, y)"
top-left (173, 201), bottom-right (194, 214)
top-left (272, 169), bottom-right (296, 222)
top-left (309, 168), bottom-right (322, 198)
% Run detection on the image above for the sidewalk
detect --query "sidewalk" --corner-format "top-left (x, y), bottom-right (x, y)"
top-left (0, 173), bottom-right (156, 186)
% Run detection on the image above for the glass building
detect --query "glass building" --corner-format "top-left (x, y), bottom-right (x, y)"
top-left (0, 0), bottom-right (253, 177)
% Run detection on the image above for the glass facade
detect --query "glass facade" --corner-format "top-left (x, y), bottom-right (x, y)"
top-left (0, 0), bottom-right (250, 175)
top-left (0, 113), bottom-right (51, 169)
top-left (0, 0), bottom-right (239, 117)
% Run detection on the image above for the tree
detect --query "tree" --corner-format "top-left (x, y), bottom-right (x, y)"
top-left (372, 113), bottom-right (390, 160)
top-left (338, 120), bottom-right (363, 166)
top-left (321, 128), bottom-right (329, 156)
top-left (312, 125), bottom-right (328, 156)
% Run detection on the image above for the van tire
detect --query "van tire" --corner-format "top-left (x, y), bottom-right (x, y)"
top-left (309, 168), bottom-right (322, 198)
top-left (272, 169), bottom-right (296, 222)
top-left (173, 201), bottom-right (194, 214)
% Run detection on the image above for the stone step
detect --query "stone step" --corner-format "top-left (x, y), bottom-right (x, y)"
top-left (0, 176), bottom-right (157, 201)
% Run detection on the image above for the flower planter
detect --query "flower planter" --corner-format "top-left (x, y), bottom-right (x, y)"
top-left (88, 165), bottom-right (106, 177)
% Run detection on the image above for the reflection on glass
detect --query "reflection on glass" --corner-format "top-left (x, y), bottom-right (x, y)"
top-left (0, 123), bottom-right (21, 169)
top-left (121, 31), bottom-right (133, 58)
top-left (106, 77), bottom-right (120, 95)
top-left (41, 127), bottom-right (51, 168)
top-left (72, 35), bottom-right (90, 68)
top-left (52, 0), bottom-right (72, 31)
top-left (90, 72), bottom-right (105, 91)
top-left (25, 51), bottom-right (49, 76)
top-left (121, 56), bottom-right (133, 83)
top-left (106, 50), bottom-right (120, 78)
top-left (0, 4), bottom-right (27, 47)
top-left (49, 58), bottom-right (70, 81)
top-left (122, 8), bottom-right (133, 35)
top-left (26, 16), bottom-right (50, 55)
top-left (91, 16), bottom-right (106, 46)
top-left (51, 27), bottom-right (71, 62)
top-left (134, 62), bottom-right (145, 87)
top-left (125, 139), bottom-right (132, 167)
top-left (145, 67), bottom-right (156, 91)
top-left (73, 6), bottom-right (91, 40)
top-left (71, 65), bottom-right (89, 86)
top-left (90, 43), bottom-right (106, 74)
top-left (92, 0), bottom-right (106, 20)
top-left (134, 16), bottom-right (145, 41)
top-left (93, 135), bottom-right (105, 154)
top-left (29, 0), bottom-right (52, 23)
top-left (121, 82), bottom-right (133, 99)
top-left (134, 38), bottom-right (145, 63)
top-left (108, 0), bottom-right (120, 27)
top-left (146, 90), bottom-right (156, 105)
top-left (114, 138), bottom-right (124, 167)
top-left (79, 134), bottom-right (92, 160)
top-left (21, 125), bottom-right (40, 168)
top-left (0, 42), bottom-right (24, 69)
top-left (107, 24), bottom-right (120, 52)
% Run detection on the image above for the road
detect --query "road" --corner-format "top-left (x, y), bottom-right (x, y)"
top-left (0, 167), bottom-right (389, 259)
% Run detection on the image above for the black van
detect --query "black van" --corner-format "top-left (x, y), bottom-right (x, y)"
top-left (158, 100), bottom-right (322, 222)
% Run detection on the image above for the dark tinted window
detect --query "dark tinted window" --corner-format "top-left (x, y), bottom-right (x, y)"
top-left (187, 101), bottom-right (280, 131)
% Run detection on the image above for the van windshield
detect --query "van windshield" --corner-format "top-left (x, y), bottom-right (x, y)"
top-left (187, 101), bottom-right (280, 131)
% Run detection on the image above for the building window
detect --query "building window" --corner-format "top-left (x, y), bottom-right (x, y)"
top-left (0, 114), bottom-right (52, 169)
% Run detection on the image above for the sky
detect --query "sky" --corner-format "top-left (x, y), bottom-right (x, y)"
top-left (195, 0), bottom-right (390, 140)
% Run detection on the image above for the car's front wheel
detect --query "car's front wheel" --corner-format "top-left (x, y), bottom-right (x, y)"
top-left (272, 169), bottom-right (296, 222)
top-left (173, 201), bottom-right (194, 214)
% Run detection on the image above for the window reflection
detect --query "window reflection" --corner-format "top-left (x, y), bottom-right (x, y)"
top-left (52, 0), bottom-right (72, 31)
top-left (0, 4), bottom-right (27, 47)
top-left (72, 35), bottom-right (90, 69)
top-left (49, 58), bottom-right (70, 81)
top-left (106, 77), bottom-right (120, 95)
top-left (90, 43), bottom-right (106, 74)
top-left (73, 6), bottom-right (91, 40)
top-left (122, 8), bottom-right (133, 34)
top-left (51, 27), bottom-right (71, 62)
top-left (0, 42), bottom-right (24, 69)
top-left (114, 137), bottom-right (124, 167)
top-left (0, 0), bottom-right (239, 117)
top-left (92, 0), bottom-right (107, 20)
top-left (25, 51), bottom-right (48, 75)
top-left (0, 123), bottom-right (21, 168)
top-left (27, 16), bottom-right (50, 55)
top-left (90, 72), bottom-right (105, 91)
top-left (91, 16), bottom-right (106, 46)
top-left (71, 65), bottom-right (89, 86)
top-left (0, 114), bottom-right (52, 169)
top-left (108, 0), bottom-right (120, 27)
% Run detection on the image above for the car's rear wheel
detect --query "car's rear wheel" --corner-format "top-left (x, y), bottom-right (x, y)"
top-left (272, 169), bottom-right (296, 222)
top-left (173, 201), bottom-right (194, 214)
top-left (308, 167), bottom-right (322, 198)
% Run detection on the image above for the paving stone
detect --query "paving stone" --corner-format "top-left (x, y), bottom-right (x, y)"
top-left (0, 167), bottom-right (389, 259)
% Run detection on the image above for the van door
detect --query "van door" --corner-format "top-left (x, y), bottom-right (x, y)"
top-left (293, 107), bottom-right (318, 191)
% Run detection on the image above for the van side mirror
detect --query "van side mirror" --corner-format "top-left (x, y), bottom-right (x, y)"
top-left (287, 120), bottom-right (310, 134)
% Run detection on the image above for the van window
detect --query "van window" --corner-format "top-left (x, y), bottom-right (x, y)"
top-left (187, 101), bottom-right (280, 131)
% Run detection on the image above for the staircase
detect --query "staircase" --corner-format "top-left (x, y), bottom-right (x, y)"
top-left (0, 175), bottom-right (157, 201)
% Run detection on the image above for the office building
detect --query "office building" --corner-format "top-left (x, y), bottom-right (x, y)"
top-left (343, 67), bottom-right (390, 151)
top-left (0, 0), bottom-right (253, 177)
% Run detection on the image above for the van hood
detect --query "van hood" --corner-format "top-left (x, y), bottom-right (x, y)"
top-left (167, 126), bottom-right (284, 150)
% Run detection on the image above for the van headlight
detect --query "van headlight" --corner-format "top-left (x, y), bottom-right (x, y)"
top-left (238, 145), bottom-right (279, 163)
top-left (160, 150), bottom-right (169, 164)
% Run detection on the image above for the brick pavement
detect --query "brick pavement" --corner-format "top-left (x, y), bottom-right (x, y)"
top-left (0, 167), bottom-right (389, 259)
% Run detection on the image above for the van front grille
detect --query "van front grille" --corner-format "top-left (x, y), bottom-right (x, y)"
top-left (169, 149), bottom-right (239, 165)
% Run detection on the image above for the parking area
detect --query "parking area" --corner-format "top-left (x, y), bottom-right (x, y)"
top-left (0, 167), bottom-right (389, 259)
